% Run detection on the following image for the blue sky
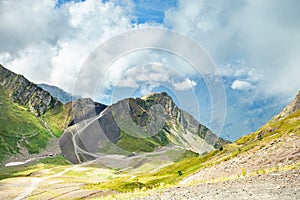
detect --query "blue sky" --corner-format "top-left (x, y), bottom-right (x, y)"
top-left (0, 0), bottom-right (299, 140)
top-left (56, 0), bottom-right (178, 24)
top-left (131, 0), bottom-right (177, 24)
top-left (56, 0), bottom-right (178, 23)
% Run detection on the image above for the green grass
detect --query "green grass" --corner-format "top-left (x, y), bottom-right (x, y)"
top-left (43, 102), bottom-right (72, 137)
top-left (0, 155), bottom-right (70, 180)
top-left (0, 87), bottom-right (52, 163)
top-left (85, 149), bottom-right (220, 192)
top-left (116, 130), bottom-right (161, 152)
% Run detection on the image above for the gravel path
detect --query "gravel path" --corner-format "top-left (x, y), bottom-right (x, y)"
top-left (143, 170), bottom-right (300, 200)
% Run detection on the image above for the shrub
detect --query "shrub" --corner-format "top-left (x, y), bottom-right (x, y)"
top-left (178, 171), bottom-right (183, 176)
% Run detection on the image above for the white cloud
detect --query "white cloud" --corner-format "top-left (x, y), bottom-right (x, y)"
top-left (231, 80), bottom-right (254, 91)
top-left (0, 0), bottom-right (134, 93)
top-left (173, 78), bottom-right (197, 91)
top-left (112, 64), bottom-right (171, 89)
top-left (118, 77), bottom-right (138, 88)
top-left (165, 0), bottom-right (300, 97)
top-left (1, 0), bottom-right (299, 102)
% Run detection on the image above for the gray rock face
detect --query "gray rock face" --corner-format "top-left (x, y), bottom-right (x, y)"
top-left (0, 65), bottom-right (59, 116)
top-left (59, 108), bottom-right (120, 163)
top-left (59, 92), bottom-right (229, 164)
top-left (68, 98), bottom-right (107, 126)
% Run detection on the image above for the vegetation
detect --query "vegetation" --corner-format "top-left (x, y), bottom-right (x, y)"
top-left (85, 106), bottom-right (300, 192)
top-left (0, 155), bottom-right (70, 180)
top-left (1, 107), bottom-right (299, 194)
top-left (0, 87), bottom-right (52, 163)
top-left (85, 149), bottom-right (220, 192)
top-left (116, 130), bottom-right (159, 152)
top-left (43, 102), bottom-right (72, 137)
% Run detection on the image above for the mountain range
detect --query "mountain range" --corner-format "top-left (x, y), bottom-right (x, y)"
top-left (0, 64), bottom-right (227, 164)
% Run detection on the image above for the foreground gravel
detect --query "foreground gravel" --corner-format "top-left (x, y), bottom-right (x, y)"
top-left (142, 170), bottom-right (300, 200)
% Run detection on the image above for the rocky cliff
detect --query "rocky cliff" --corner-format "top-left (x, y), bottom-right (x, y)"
top-left (0, 64), bottom-right (60, 116)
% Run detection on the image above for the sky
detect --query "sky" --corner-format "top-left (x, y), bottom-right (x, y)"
top-left (0, 0), bottom-right (300, 138)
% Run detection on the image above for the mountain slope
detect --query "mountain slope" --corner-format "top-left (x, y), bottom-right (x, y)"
top-left (0, 65), bottom-right (66, 164)
top-left (180, 90), bottom-right (300, 185)
top-left (0, 84), bottom-right (52, 163)
top-left (0, 65), bottom-right (110, 164)
top-left (0, 65), bottom-right (59, 116)
top-left (59, 92), bottom-right (229, 164)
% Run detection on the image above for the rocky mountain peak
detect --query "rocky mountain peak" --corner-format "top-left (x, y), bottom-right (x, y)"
top-left (141, 92), bottom-right (172, 101)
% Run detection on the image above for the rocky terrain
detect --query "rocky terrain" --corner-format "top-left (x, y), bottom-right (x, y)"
top-left (59, 92), bottom-right (228, 164)
top-left (143, 170), bottom-right (300, 200)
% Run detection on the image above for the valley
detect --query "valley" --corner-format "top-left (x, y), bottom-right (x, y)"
top-left (0, 64), bottom-right (299, 199)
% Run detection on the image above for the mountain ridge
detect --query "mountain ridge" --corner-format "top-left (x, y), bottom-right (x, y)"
top-left (0, 64), bottom-right (60, 116)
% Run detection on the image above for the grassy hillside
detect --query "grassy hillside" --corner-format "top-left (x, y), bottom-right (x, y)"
top-left (0, 86), bottom-right (51, 163)
top-left (86, 105), bottom-right (300, 192)
top-left (43, 102), bottom-right (72, 137)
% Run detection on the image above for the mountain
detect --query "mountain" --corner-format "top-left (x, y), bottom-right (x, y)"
top-left (59, 92), bottom-right (229, 164)
top-left (38, 83), bottom-right (80, 103)
top-left (0, 64), bottom-right (115, 164)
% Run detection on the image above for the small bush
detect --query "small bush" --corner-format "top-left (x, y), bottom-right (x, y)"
top-left (178, 171), bottom-right (183, 176)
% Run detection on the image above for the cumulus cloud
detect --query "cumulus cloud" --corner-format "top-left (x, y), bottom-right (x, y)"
top-left (173, 78), bottom-right (197, 91)
top-left (231, 80), bottom-right (254, 91)
top-left (0, 0), bottom-right (134, 93)
top-left (1, 0), bottom-right (299, 102)
top-left (118, 77), bottom-right (138, 88)
top-left (114, 64), bottom-right (197, 91)
top-left (165, 0), bottom-right (300, 97)
top-left (0, 0), bottom-right (67, 53)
